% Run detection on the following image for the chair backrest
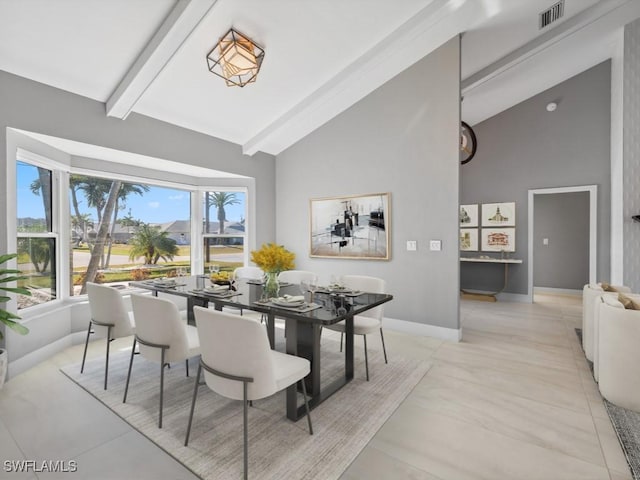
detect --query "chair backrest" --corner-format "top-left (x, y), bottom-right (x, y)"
top-left (341, 275), bottom-right (386, 320)
top-left (87, 282), bottom-right (134, 338)
top-left (278, 270), bottom-right (317, 285)
top-left (233, 266), bottom-right (264, 281)
top-left (130, 294), bottom-right (190, 363)
top-left (194, 306), bottom-right (277, 401)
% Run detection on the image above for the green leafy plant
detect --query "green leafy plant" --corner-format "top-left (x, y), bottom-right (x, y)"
top-left (0, 253), bottom-right (31, 340)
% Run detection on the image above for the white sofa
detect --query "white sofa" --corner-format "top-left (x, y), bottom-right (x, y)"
top-left (582, 283), bottom-right (630, 361)
top-left (596, 294), bottom-right (640, 412)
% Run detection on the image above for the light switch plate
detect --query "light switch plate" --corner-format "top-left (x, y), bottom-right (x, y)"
top-left (543, 238), bottom-right (549, 246)
top-left (406, 240), bottom-right (417, 251)
top-left (429, 240), bottom-right (442, 251)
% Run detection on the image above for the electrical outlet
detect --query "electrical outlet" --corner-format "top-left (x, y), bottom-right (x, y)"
top-left (543, 238), bottom-right (549, 246)
top-left (406, 240), bottom-right (417, 251)
top-left (429, 240), bottom-right (442, 251)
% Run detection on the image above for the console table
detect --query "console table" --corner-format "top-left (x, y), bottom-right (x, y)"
top-left (460, 257), bottom-right (523, 302)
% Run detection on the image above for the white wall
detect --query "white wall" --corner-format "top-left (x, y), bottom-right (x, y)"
top-left (276, 37), bottom-right (461, 335)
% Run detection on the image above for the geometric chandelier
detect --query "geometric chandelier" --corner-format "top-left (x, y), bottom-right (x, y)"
top-left (206, 28), bottom-right (265, 87)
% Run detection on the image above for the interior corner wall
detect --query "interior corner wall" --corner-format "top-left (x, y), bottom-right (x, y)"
top-left (623, 18), bottom-right (640, 291)
top-left (0, 70), bottom-right (276, 372)
top-left (460, 61), bottom-right (612, 295)
top-left (275, 36), bottom-right (461, 331)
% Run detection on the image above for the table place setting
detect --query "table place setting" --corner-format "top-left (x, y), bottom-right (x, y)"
top-left (254, 294), bottom-right (322, 312)
top-left (315, 284), bottom-right (363, 297)
top-left (143, 278), bottom-right (186, 288)
top-left (189, 285), bottom-right (240, 298)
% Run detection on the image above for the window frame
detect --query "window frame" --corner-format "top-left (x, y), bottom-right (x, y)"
top-left (10, 148), bottom-right (254, 313)
top-left (15, 151), bottom-right (65, 311)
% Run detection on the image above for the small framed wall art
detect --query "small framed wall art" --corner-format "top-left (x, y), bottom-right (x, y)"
top-left (459, 204), bottom-right (479, 227)
top-left (481, 228), bottom-right (516, 252)
top-left (460, 228), bottom-right (478, 251)
top-left (482, 202), bottom-right (515, 227)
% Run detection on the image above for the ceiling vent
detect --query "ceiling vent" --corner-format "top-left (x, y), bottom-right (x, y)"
top-left (539, 0), bottom-right (565, 29)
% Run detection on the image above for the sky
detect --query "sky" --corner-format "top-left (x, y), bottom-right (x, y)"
top-left (16, 162), bottom-right (246, 224)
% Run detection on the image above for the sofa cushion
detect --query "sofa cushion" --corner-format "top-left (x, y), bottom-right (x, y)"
top-left (602, 295), bottom-right (625, 309)
top-left (600, 282), bottom-right (618, 292)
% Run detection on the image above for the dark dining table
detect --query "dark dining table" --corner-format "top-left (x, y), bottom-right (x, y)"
top-left (129, 275), bottom-right (393, 421)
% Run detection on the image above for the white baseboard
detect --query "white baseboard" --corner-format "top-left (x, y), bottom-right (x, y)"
top-left (533, 287), bottom-right (582, 296)
top-left (384, 317), bottom-right (461, 342)
top-left (496, 292), bottom-right (532, 303)
top-left (7, 335), bottom-right (73, 380)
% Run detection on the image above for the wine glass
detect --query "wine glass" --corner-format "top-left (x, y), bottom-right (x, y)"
top-left (209, 264), bottom-right (220, 275)
top-left (307, 276), bottom-right (318, 303)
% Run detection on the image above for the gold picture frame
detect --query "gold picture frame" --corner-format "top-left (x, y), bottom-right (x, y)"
top-left (309, 192), bottom-right (390, 260)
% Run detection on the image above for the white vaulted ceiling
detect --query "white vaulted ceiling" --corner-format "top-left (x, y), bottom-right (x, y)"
top-left (1, 0), bottom-right (639, 156)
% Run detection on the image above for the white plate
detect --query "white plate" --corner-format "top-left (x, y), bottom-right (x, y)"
top-left (272, 299), bottom-right (305, 307)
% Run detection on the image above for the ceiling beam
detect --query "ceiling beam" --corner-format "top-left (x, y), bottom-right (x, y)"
top-left (461, 0), bottom-right (631, 95)
top-left (242, 0), bottom-right (477, 156)
top-left (106, 0), bottom-right (217, 119)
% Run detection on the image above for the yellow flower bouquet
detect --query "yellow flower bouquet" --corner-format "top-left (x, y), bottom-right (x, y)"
top-left (250, 243), bottom-right (295, 273)
top-left (250, 243), bottom-right (295, 299)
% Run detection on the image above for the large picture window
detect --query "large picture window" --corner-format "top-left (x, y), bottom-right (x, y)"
top-left (12, 151), bottom-right (251, 308)
top-left (16, 161), bottom-right (57, 309)
top-left (69, 175), bottom-right (191, 294)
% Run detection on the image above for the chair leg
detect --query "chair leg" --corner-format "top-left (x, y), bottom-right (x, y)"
top-left (340, 332), bottom-right (343, 352)
top-left (123, 338), bottom-right (137, 403)
top-left (159, 348), bottom-right (166, 428)
top-left (104, 326), bottom-right (112, 390)
top-left (184, 363), bottom-right (202, 446)
top-left (300, 379), bottom-right (314, 435)
top-left (380, 328), bottom-right (388, 364)
top-left (80, 320), bottom-right (92, 374)
top-left (363, 335), bottom-right (369, 381)
top-left (243, 381), bottom-right (249, 480)
top-left (185, 359), bottom-right (189, 377)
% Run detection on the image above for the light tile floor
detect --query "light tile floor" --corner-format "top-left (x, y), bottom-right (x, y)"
top-left (0, 294), bottom-right (631, 479)
top-left (342, 294), bottom-right (632, 480)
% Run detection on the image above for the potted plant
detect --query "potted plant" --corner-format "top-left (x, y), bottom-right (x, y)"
top-left (0, 253), bottom-right (30, 389)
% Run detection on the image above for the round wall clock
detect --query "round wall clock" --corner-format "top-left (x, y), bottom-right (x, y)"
top-left (460, 121), bottom-right (477, 165)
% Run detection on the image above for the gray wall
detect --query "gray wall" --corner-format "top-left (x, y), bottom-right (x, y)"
top-left (461, 61), bottom-right (611, 295)
top-left (533, 192), bottom-right (589, 289)
top-left (0, 70), bottom-right (276, 367)
top-left (276, 37), bottom-right (461, 331)
top-left (623, 18), bottom-right (640, 291)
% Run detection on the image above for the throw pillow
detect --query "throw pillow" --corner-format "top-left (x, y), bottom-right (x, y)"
top-left (618, 293), bottom-right (640, 310)
top-left (601, 282), bottom-right (618, 292)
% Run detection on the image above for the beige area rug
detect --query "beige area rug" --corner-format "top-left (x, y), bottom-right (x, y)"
top-left (61, 332), bottom-right (430, 480)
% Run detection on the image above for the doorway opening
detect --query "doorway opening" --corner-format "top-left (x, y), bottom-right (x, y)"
top-left (527, 185), bottom-right (597, 303)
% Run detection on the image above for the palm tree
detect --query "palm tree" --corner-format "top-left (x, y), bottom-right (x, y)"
top-left (105, 183), bottom-right (150, 268)
top-left (128, 223), bottom-right (178, 265)
top-left (208, 192), bottom-right (240, 234)
top-left (80, 180), bottom-right (122, 294)
top-left (205, 192), bottom-right (240, 263)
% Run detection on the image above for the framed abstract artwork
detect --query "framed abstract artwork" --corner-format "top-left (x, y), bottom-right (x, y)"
top-left (309, 192), bottom-right (390, 260)
top-left (459, 204), bottom-right (478, 227)
top-left (482, 202), bottom-right (515, 227)
top-left (481, 228), bottom-right (516, 252)
top-left (460, 228), bottom-right (478, 251)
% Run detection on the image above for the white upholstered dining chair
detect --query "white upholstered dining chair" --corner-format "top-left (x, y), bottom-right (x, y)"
top-left (323, 275), bottom-right (388, 381)
top-left (124, 294), bottom-right (201, 428)
top-left (185, 307), bottom-right (313, 480)
top-left (277, 270), bottom-right (317, 285)
top-left (81, 282), bottom-right (136, 390)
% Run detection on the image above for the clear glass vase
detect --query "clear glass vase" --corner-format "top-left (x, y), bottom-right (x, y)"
top-left (264, 271), bottom-right (280, 299)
